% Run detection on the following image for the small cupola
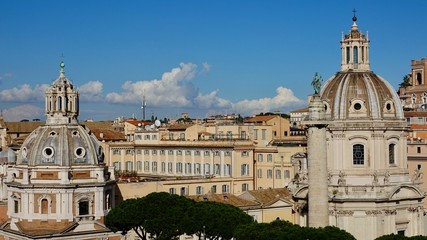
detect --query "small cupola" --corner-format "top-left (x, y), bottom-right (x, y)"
top-left (45, 61), bottom-right (79, 125)
top-left (340, 10), bottom-right (370, 72)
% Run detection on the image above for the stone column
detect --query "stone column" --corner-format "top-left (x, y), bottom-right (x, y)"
top-left (305, 94), bottom-right (329, 228)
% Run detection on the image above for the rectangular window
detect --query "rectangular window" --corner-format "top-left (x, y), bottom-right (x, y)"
top-left (241, 164), bottom-right (249, 176)
top-left (195, 163), bottom-right (201, 174)
top-left (185, 150), bottom-right (191, 156)
top-left (257, 169), bottom-right (262, 178)
top-left (417, 147), bottom-right (421, 154)
top-left (144, 161), bottom-right (150, 172)
top-left (169, 188), bottom-right (176, 194)
top-left (14, 200), bottom-right (19, 213)
top-left (160, 150), bottom-right (165, 155)
top-left (152, 134), bottom-right (157, 140)
top-left (211, 185), bottom-right (217, 193)
top-left (225, 151), bottom-right (231, 156)
top-left (241, 131), bottom-right (247, 139)
top-left (195, 150), bottom-right (201, 156)
top-left (176, 163), bottom-right (183, 173)
top-left (185, 163), bottom-right (192, 174)
top-left (136, 149), bottom-right (142, 155)
top-left (177, 150), bottom-right (182, 155)
top-left (214, 164), bottom-right (220, 175)
top-left (267, 154), bottom-right (272, 162)
top-left (196, 186), bottom-right (204, 195)
top-left (137, 161), bottom-right (142, 171)
top-left (262, 129), bottom-right (266, 140)
top-left (418, 164), bottom-right (422, 170)
top-left (267, 169), bottom-right (273, 178)
top-left (224, 164), bottom-right (231, 176)
top-left (113, 162), bottom-right (120, 171)
top-left (275, 169), bottom-right (281, 179)
top-left (254, 129), bottom-right (258, 140)
top-left (258, 154), bottom-right (263, 162)
top-left (126, 161), bottom-right (133, 171)
top-left (353, 144), bottom-right (365, 165)
top-left (161, 162), bottom-right (166, 173)
top-left (389, 144), bottom-right (395, 164)
top-left (168, 150), bottom-right (174, 155)
top-left (241, 151), bottom-right (249, 157)
top-left (204, 163), bottom-right (210, 174)
top-left (242, 183), bottom-right (249, 192)
top-left (152, 150), bottom-right (157, 155)
top-left (168, 162), bottom-right (173, 173)
top-left (222, 184), bottom-right (229, 193)
top-left (152, 162), bottom-right (157, 173)
top-left (204, 151), bottom-right (210, 156)
top-left (144, 150), bottom-right (149, 155)
top-left (113, 149), bottom-right (120, 155)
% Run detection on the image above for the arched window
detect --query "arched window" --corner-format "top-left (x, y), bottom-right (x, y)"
top-left (41, 199), bottom-right (49, 214)
top-left (389, 143), bottom-right (396, 164)
top-left (57, 96), bottom-right (62, 111)
top-left (353, 144), bottom-right (365, 165)
top-left (353, 46), bottom-right (358, 64)
top-left (417, 73), bottom-right (422, 85)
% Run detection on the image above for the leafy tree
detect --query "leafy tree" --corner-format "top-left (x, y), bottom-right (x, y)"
top-left (234, 220), bottom-right (355, 240)
top-left (106, 192), bottom-right (194, 240)
top-left (185, 201), bottom-right (253, 240)
top-left (376, 234), bottom-right (427, 240)
top-left (105, 198), bottom-right (147, 239)
top-left (399, 74), bottom-right (412, 88)
top-left (141, 192), bottom-right (194, 240)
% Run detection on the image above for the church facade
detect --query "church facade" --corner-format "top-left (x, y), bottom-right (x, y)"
top-left (0, 63), bottom-right (119, 239)
top-left (292, 15), bottom-right (425, 240)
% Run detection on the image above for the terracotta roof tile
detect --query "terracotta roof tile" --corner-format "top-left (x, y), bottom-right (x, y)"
top-left (245, 115), bottom-right (276, 123)
top-left (188, 193), bottom-right (259, 208)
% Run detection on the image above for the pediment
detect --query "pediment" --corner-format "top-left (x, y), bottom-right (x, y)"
top-left (389, 185), bottom-right (424, 200)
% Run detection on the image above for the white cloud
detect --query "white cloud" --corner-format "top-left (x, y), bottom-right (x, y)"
top-left (2, 104), bottom-right (44, 121)
top-left (195, 90), bottom-right (232, 109)
top-left (78, 81), bottom-right (104, 101)
top-left (232, 86), bottom-right (305, 116)
top-left (0, 84), bottom-right (49, 102)
top-left (106, 62), bottom-right (199, 107)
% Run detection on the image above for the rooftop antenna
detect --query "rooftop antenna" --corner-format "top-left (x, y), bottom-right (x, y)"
top-left (141, 92), bottom-right (146, 120)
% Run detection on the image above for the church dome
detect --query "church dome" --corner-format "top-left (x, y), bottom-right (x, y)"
top-left (321, 71), bottom-right (404, 120)
top-left (16, 62), bottom-right (105, 166)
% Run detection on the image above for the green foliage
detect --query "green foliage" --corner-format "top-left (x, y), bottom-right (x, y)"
top-left (234, 220), bottom-right (355, 240)
top-left (376, 234), bottom-right (427, 240)
top-left (399, 74), bottom-right (412, 88)
top-left (106, 192), bottom-right (254, 240)
top-left (184, 201), bottom-right (253, 240)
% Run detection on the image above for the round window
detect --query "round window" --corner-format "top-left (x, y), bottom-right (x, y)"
top-left (386, 103), bottom-right (391, 111)
top-left (75, 147), bottom-right (86, 158)
top-left (43, 147), bottom-right (54, 158)
top-left (354, 103), bottom-right (362, 110)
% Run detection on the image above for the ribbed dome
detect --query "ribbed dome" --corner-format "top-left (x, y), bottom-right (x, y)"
top-left (17, 124), bottom-right (104, 166)
top-left (320, 71), bottom-right (404, 120)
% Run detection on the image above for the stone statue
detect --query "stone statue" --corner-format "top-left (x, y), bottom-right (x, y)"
top-left (338, 170), bottom-right (346, 186)
top-left (384, 171), bottom-right (390, 184)
top-left (412, 169), bottom-right (423, 182)
top-left (372, 171), bottom-right (379, 185)
top-left (311, 72), bottom-right (323, 94)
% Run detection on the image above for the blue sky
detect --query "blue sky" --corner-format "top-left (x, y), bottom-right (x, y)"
top-left (0, 1), bottom-right (426, 121)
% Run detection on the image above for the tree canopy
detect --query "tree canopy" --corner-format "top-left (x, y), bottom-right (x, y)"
top-left (106, 192), bottom-right (253, 240)
top-left (234, 220), bottom-right (356, 240)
